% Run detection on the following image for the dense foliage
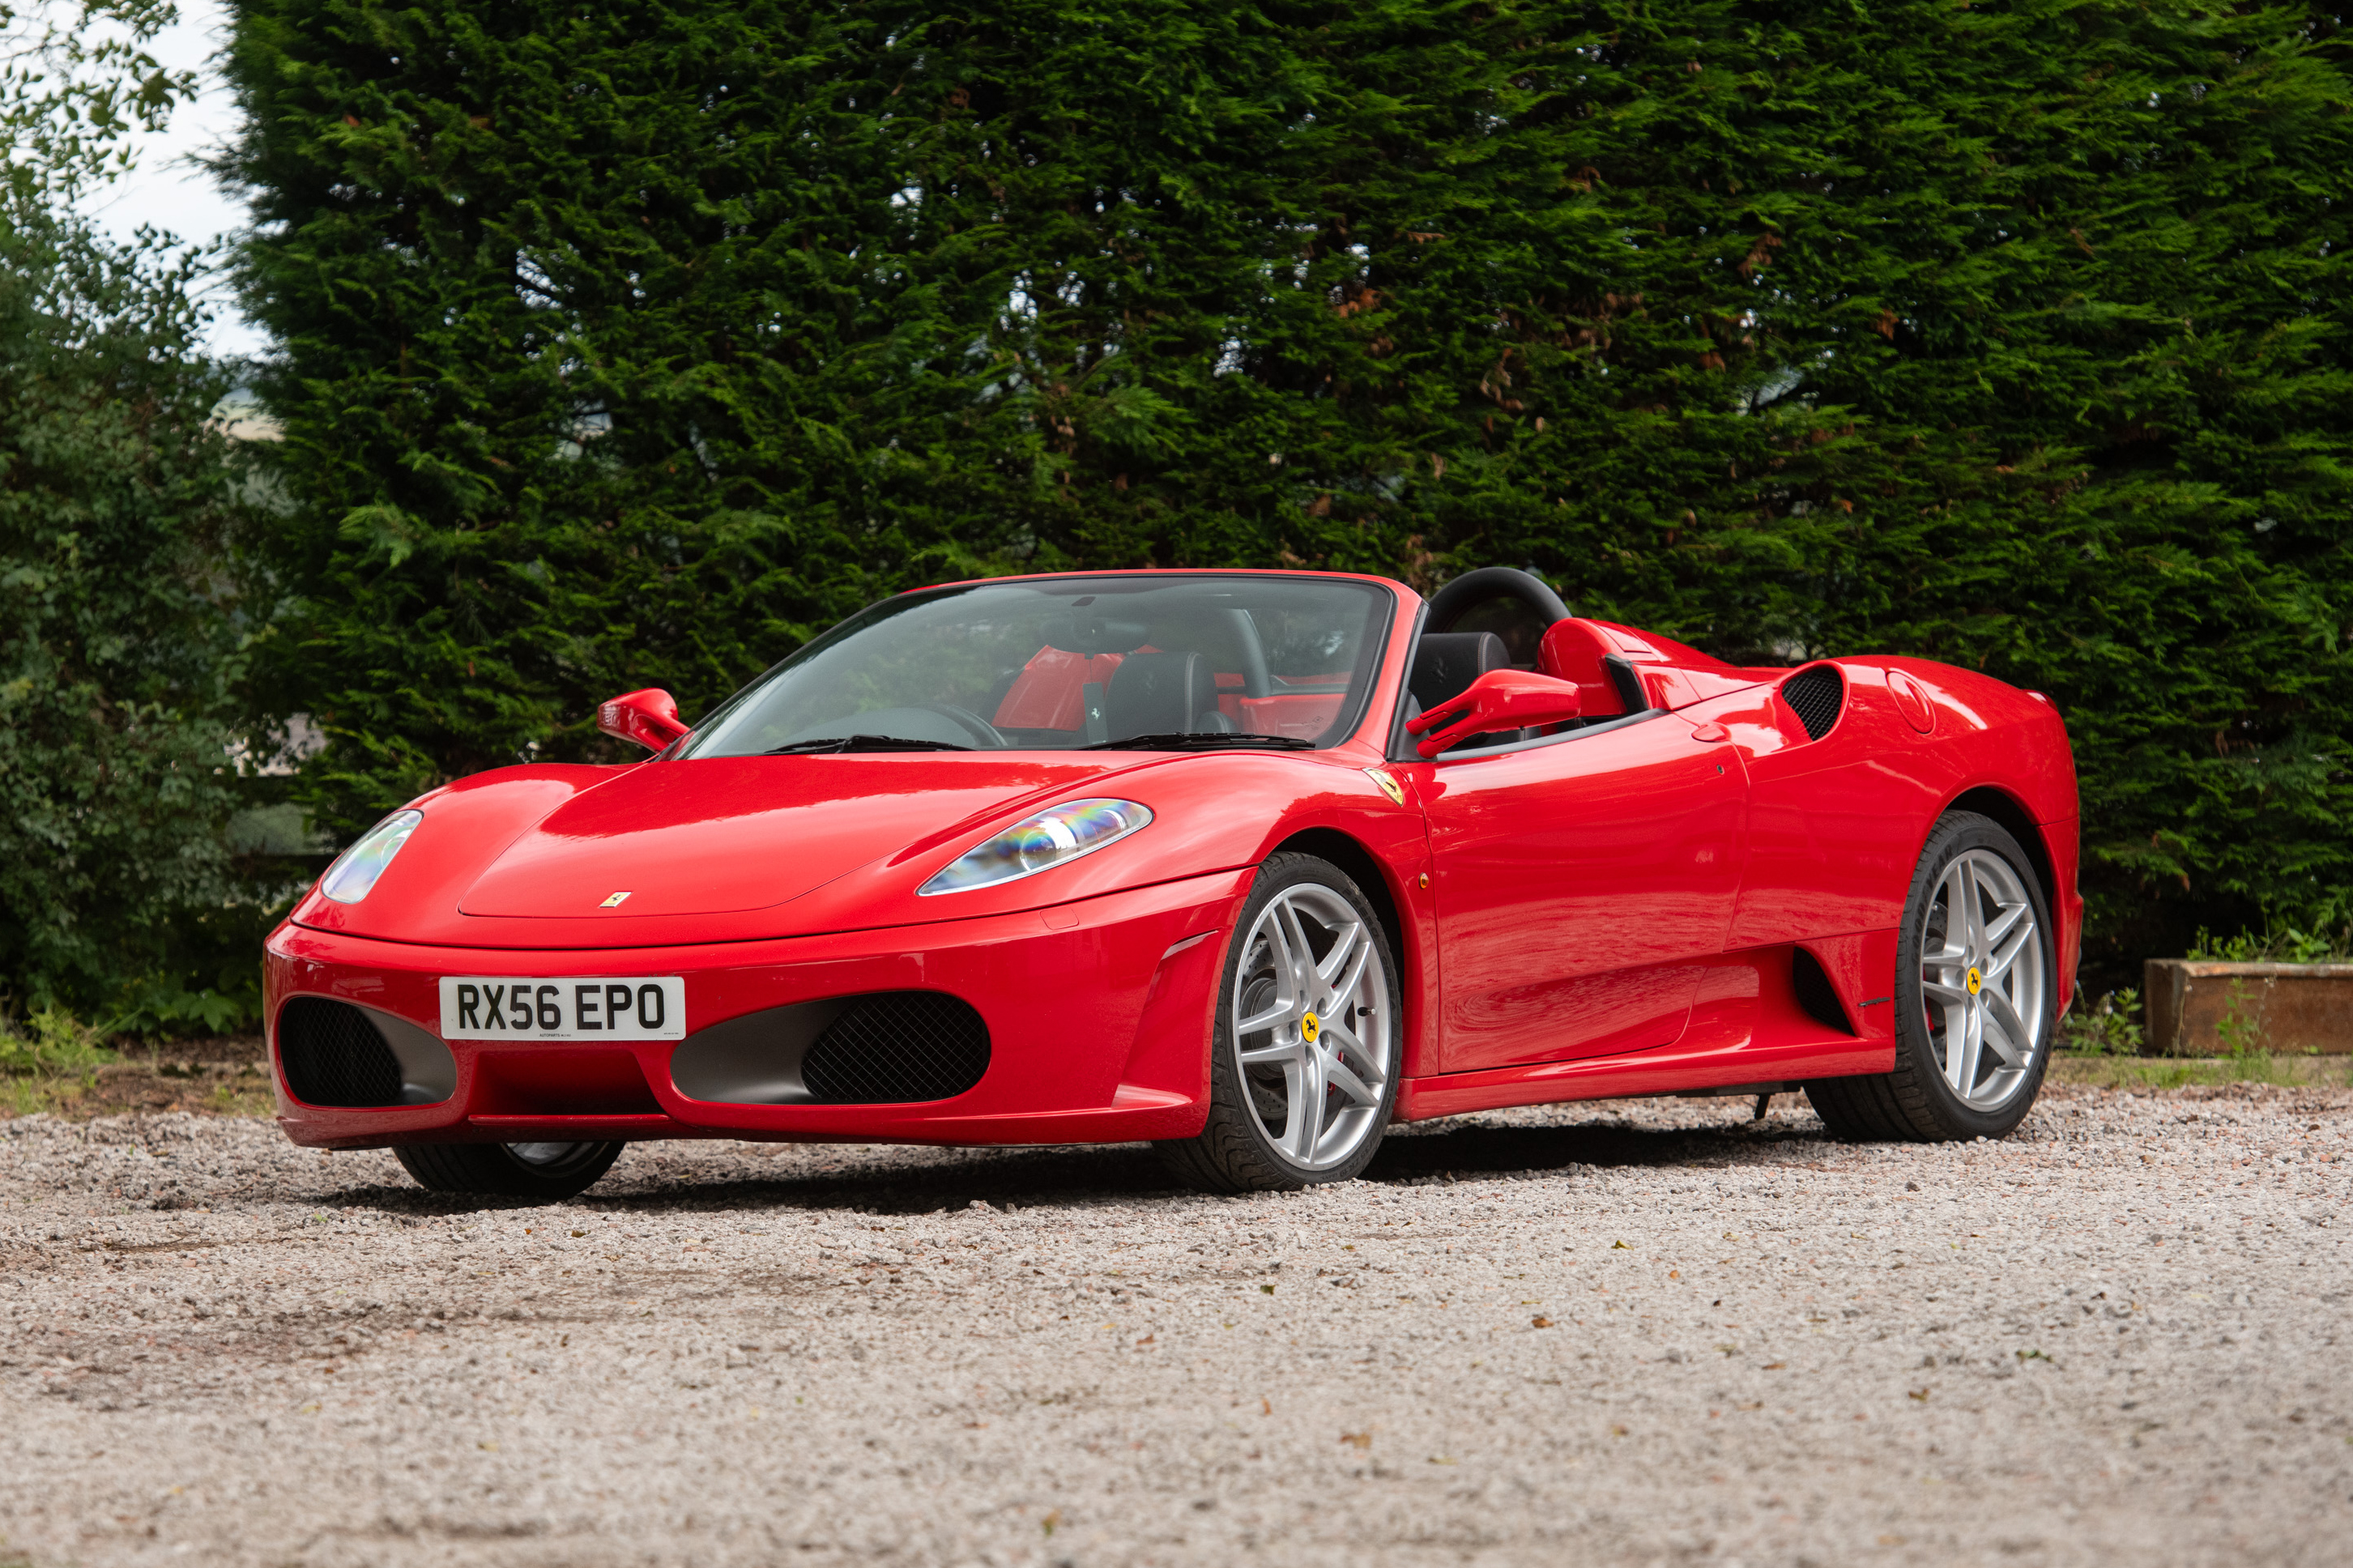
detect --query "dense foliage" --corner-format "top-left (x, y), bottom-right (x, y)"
top-left (0, 2), bottom-right (283, 1028)
top-left (224, 0), bottom-right (2351, 987)
top-left (0, 208), bottom-right (262, 1026)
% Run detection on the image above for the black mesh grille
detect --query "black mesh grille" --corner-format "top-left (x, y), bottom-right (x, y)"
top-left (1781, 665), bottom-right (1844, 741)
top-left (277, 996), bottom-right (404, 1107)
top-left (800, 992), bottom-right (990, 1104)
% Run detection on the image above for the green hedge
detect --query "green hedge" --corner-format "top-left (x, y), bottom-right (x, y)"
top-left (225, 0), bottom-right (2351, 989)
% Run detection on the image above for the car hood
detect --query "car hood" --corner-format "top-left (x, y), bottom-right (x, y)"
top-left (457, 755), bottom-right (1124, 919)
top-left (288, 746), bottom-right (1385, 950)
top-left (290, 753), bottom-right (1168, 947)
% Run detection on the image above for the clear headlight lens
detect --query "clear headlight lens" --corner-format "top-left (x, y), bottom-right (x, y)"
top-left (318, 810), bottom-right (424, 905)
top-left (919, 799), bottom-right (1153, 896)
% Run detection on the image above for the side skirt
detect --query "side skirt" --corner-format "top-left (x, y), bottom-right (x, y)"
top-left (1394, 935), bottom-right (1898, 1123)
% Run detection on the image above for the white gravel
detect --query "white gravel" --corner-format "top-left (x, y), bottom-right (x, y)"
top-left (2, 1084), bottom-right (2348, 1566)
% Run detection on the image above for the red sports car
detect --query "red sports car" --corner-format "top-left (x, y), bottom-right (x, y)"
top-left (264, 568), bottom-right (2081, 1199)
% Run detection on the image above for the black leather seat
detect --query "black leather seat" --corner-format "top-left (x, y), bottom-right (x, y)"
top-left (1105, 651), bottom-right (1230, 738)
top-left (1409, 631), bottom-right (1509, 714)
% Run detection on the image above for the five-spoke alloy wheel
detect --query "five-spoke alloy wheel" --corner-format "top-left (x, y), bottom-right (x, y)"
top-left (1806, 812), bottom-right (2057, 1141)
top-left (1159, 853), bottom-right (1401, 1192)
top-left (1918, 846), bottom-right (2049, 1112)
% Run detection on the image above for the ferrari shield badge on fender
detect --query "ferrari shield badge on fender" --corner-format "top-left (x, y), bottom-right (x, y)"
top-left (1363, 767), bottom-right (1406, 807)
top-left (599, 890), bottom-right (632, 909)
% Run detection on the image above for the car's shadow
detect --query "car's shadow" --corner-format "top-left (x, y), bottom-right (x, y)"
top-left (324, 1107), bottom-right (1821, 1217)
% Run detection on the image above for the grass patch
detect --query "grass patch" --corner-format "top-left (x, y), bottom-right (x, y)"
top-left (2045, 1054), bottom-right (2353, 1091)
top-left (0, 1005), bottom-right (118, 1074)
top-left (0, 1006), bottom-right (121, 1114)
top-left (2, 1060), bottom-right (277, 1118)
top-left (2, 1009), bottom-right (273, 1118)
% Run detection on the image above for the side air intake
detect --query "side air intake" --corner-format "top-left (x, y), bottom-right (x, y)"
top-left (277, 996), bottom-right (405, 1107)
top-left (275, 995), bottom-right (457, 1108)
top-left (799, 992), bottom-right (991, 1104)
top-left (1780, 664), bottom-right (1844, 741)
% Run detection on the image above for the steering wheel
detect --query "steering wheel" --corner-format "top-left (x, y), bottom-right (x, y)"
top-left (914, 702), bottom-right (1006, 748)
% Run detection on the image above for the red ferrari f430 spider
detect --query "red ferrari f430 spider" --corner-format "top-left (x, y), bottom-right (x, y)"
top-left (265, 568), bottom-right (2080, 1198)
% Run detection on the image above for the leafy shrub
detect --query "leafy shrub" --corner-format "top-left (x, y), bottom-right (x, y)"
top-left (0, 203), bottom-right (274, 1025)
top-left (2060, 989), bottom-right (2147, 1059)
top-left (2188, 898), bottom-right (2353, 964)
top-left (0, 1006), bottom-right (118, 1080)
top-left (0, 3), bottom-right (287, 1033)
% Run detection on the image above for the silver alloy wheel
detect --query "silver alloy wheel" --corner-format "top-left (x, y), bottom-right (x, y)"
top-left (1230, 884), bottom-right (1393, 1171)
top-left (1918, 848), bottom-right (2048, 1111)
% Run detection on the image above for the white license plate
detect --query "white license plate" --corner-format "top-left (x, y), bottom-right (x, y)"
top-left (438, 977), bottom-right (686, 1042)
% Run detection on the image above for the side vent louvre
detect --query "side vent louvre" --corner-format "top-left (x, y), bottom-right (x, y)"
top-left (1780, 665), bottom-right (1844, 741)
top-left (277, 997), bottom-right (405, 1107)
top-left (800, 992), bottom-right (991, 1104)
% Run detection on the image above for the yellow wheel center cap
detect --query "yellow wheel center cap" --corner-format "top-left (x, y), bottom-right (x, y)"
top-left (1302, 1011), bottom-right (1322, 1044)
top-left (1965, 967), bottom-right (1984, 995)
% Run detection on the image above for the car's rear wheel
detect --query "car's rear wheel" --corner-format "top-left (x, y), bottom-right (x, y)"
top-left (392, 1140), bottom-right (624, 1200)
top-left (1157, 853), bottom-right (1401, 1194)
top-left (1805, 811), bottom-right (2056, 1141)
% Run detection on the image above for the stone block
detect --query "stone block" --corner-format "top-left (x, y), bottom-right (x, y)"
top-left (2142, 961), bottom-right (2353, 1055)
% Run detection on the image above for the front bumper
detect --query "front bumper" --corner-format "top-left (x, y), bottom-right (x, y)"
top-left (265, 869), bottom-right (1251, 1150)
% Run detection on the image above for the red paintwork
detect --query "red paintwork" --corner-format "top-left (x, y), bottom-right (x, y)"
top-left (597, 688), bottom-right (689, 752)
top-left (1401, 713), bottom-right (1745, 1073)
top-left (1537, 616), bottom-right (1768, 714)
top-left (265, 569), bottom-right (2082, 1154)
top-left (1405, 667), bottom-right (1585, 757)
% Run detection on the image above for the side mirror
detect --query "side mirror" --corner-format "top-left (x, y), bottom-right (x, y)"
top-left (1405, 668), bottom-right (1582, 759)
top-left (597, 688), bottom-right (689, 752)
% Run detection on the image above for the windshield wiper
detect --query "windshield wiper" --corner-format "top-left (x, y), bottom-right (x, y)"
top-left (763, 735), bottom-right (973, 756)
top-left (1085, 731), bottom-right (1319, 752)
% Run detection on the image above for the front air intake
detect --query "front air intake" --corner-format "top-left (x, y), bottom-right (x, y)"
top-left (1780, 664), bottom-right (1844, 741)
top-left (277, 996), bottom-right (405, 1107)
top-left (799, 992), bottom-right (991, 1104)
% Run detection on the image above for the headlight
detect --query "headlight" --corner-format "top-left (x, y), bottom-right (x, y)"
top-left (318, 810), bottom-right (424, 904)
top-left (919, 799), bottom-right (1153, 896)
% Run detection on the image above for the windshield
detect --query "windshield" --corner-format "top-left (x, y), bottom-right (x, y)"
top-left (683, 574), bottom-right (1394, 756)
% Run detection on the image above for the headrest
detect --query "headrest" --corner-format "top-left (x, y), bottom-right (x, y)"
top-left (1105, 650), bottom-right (1219, 737)
top-left (1409, 632), bottom-right (1509, 713)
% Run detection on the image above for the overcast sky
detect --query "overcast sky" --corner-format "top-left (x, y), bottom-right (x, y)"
top-left (76, 0), bottom-right (266, 356)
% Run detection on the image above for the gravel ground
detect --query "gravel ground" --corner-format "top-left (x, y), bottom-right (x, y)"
top-left (2, 1084), bottom-right (2347, 1567)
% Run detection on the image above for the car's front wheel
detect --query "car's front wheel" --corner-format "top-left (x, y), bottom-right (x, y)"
top-left (393, 1140), bottom-right (624, 1200)
top-left (1805, 810), bottom-right (2057, 1140)
top-left (1157, 853), bottom-right (1402, 1193)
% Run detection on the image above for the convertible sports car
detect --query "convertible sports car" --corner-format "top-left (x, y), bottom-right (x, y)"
top-left (264, 567), bottom-right (2081, 1199)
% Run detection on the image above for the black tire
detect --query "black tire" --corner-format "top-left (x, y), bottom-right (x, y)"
top-left (1805, 811), bottom-right (2057, 1141)
top-left (392, 1140), bottom-right (624, 1199)
top-left (1157, 853), bottom-right (1403, 1194)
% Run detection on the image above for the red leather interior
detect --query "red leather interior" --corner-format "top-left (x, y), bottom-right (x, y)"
top-left (993, 647), bottom-right (1129, 730)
